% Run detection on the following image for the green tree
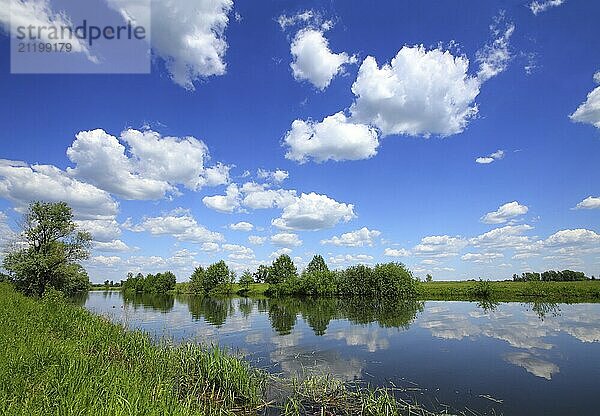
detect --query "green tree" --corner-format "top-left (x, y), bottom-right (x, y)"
top-left (239, 270), bottom-right (254, 291)
top-left (267, 254), bottom-right (297, 285)
top-left (306, 254), bottom-right (329, 273)
top-left (204, 260), bottom-right (232, 293)
top-left (253, 264), bottom-right (269, 283)
top-left (154, 271), bottom-right (176, 293)
top-left (426, 274), bottom-right (433, 282)
top-left (3, 201), bottom-right (92, 296)
top-left (189, 266), bottom-right (206, 294)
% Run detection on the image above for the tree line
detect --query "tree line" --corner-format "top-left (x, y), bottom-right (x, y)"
top-left (183, 254), bottom-right (419, 299)
top-left (121, 271), bottom-right (177, 294)
top-left (512, 270), bottom-right (591, 282)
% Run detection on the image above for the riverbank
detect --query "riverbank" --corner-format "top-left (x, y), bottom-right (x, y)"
top-left (0, 283), bottom-right (436, 415)
top-left (172, 280), bottom-right (600, 302)
top-left (418, 280), bottom-right (600, 302)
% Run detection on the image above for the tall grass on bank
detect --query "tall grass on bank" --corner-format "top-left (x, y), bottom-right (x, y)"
top-left (0, 283), bottom-right (444, 415)
top-left (0, 283), bottom-right (266, 415)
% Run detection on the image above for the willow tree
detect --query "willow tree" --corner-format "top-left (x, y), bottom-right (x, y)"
top-left (3, 201), bottom-right (92, 296)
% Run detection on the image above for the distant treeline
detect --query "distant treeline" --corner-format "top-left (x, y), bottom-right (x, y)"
top-left (512, 270), bottom-right (591, 282)
top-left (121, 271), bottom-right (176, 294)
top-left (182, 254), bottom-right (418, 299)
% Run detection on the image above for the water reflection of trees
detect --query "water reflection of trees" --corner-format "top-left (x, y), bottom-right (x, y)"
top-left (266, 297), bottom-right (424, 335)
top-left (124, 294), bottom-right (424, 335)
top-left (185, 296), bottom-right (235, 327)
top-left (527, 301), bottom-right (561, 321)
top-left (122, 291), bottom-right (175, 312)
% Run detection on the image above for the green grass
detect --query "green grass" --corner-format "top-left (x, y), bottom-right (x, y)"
top-left (0, 283), bottom-right (441, 415)
top-left (0, 283), bottom-right (266, 415)
top-left (418, 280), bottom-right (600, 302)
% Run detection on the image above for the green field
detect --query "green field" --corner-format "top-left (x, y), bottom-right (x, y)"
top-left (417, 280), bottom-right (600, 302)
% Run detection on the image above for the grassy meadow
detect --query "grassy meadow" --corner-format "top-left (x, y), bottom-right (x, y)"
top-left (417, 280), bottom-right (600, 302)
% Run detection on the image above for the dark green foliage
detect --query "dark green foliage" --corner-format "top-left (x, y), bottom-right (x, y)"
top-left (468, 279), bottom-right (494, 298)
top-left (306, 254), bottom-right (329, 273)
top-left (239, 270), bottom-right (254, 291)
top-left (205, 261), bottom-right (235, 295)
top-left (189, 266), bottom-right (206, 294)
top-left (122, 271), bottom-right (177, 294)
top-left (2, 201), bottom-right (92, 296)
top-left (253, 264), bottom-right (269, 283)
top-left (513, 270), bottom-right (588, 282)
top-left (426, 273), bottom-right (433, 282)
top-left (267, 254), bottom-right (298, 285)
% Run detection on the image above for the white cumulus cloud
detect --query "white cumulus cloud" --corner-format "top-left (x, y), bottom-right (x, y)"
top-left (290, 28), bottom-right (356, 90)
top-left (126, 209), bottom-right (223, 243)
top-left (321, 227), bottom-right (381, 247)
top-left (283, 112), bottom-right (380, 163)
top-left (271, 232), bottom-right (303, 247)
top-left (574, 196), bottom-right (600, 210)
top-left (229, 221), bottom-right (254, 231)
top-left (481, 201), bottom-right (528, 224)
top-left (272, 192), bottom-right (356, 231)
top-left (570, 72), bottom-right (600, 129)
top-left (383, 248), bottom-right (411, 257)
top-left (66, 128), bottom-right (229, 200)
top-left (106, 0), bottom-right (233, 90)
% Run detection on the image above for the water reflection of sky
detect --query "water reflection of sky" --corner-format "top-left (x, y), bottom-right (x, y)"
top-left (82, 292), bottom-right (600, 416)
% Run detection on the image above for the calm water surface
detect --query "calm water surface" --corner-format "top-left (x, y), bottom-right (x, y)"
top-left (81, 291), bottom-right (600, 415)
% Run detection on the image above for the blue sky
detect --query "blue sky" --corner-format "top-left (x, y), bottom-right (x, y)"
top-left (0, 0), bottom-right (598, 283)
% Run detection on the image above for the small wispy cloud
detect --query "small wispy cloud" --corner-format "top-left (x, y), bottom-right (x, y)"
top-left (529, 0), bottom-right (565, 16)
top-left (475, 149), bottom-right (505, 164)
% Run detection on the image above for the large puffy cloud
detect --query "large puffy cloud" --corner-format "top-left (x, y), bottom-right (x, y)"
top-left (283, 112), bottom-right (380, 163)
top-left (282, 14), bottom-right (514, 164)
top-left (0, 0), bottom-right (93, 59)
top-left (271, 233), bottom-right (302, 247)
top-left (67, 129), bottom-right (229, 200)
top-left (0, 160), bottom-right (118, 219)
top-left (126, 209), bottom-right (223, 243)
top-left (202, 183), bottom-right (241, 213)
top-left (290, 28), bottom-right (356, 90)
top-left (570, 72), bottom-right (600, 129)
top-left (544, 229), bottom-right (600, 248)
top-left (321, 227), bottom-right (381, 247)
top-left (470, 224), bottom-right (534, 251)
top-left (481, 201), bottom-right (529, 224)
top-left (272, 192), bottom-right (356, 231)
top-left (106, 0), bottom-right (233, 90)
top-left (350, 47), bottom-right (480, 137)
top-left (240, 182), bottom-right (297, 209)
top-left (574, 196), bottom-right (600, 210)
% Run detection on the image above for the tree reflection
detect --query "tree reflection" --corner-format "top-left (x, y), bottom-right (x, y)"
top-left (186, 296), bottom-right (234, 327)
top-left (527, 301), bottom-right (561, 321)
top-left (122, 291), bottom-right (174, 312)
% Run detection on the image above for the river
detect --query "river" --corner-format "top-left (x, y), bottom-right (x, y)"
top-left (80, 291), bottom-right (600, 415)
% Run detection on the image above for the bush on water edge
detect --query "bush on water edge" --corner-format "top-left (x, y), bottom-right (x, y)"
top-left (0, 283), bottom-right (440, 415)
